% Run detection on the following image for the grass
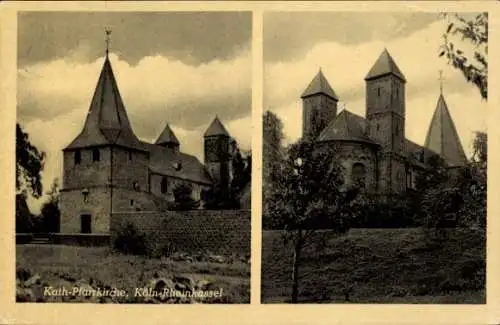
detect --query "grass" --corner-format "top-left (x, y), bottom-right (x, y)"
top-left (261, 228), bottom-right (485, 304)
top-left (16, 244), bottom-right (250, 303)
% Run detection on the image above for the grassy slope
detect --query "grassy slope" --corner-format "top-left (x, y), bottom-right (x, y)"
top-left (261, 228), bottom-right (485, 303)
top-left (17, 245), bottom-right (250, 303)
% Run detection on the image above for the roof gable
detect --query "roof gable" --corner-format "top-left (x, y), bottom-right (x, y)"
top-left (301, 69), bottom-right (339, 100)
top-left (365, 49), bottom-right (406, 82)
top-left (424, 94), bottom-right (467, 166)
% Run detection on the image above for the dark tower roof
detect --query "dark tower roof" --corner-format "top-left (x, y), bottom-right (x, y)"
top-left (365, 49), bottom-right (406, 82)
top-left (317, 110), bottom-right (374, 144)
top-left (204, 116), bottom-right (230, 137)
top-left (301, 69), bottom-right (339, 100)
top-left (155, 123), bottom-right (180, 146)
top-left (64, 55), bottom-right (145, 151)
top-left (424, 94), bottom-right (467, 166)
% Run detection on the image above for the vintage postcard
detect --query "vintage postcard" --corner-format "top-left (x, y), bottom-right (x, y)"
top-left (14, 10), bottom-right (252, 304)
top-left (262, 11), bottom-right (489, 304)
top-left (0, 1), bottom-right (499, 325)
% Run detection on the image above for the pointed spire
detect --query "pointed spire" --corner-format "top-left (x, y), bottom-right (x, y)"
top-left (365, 49), bottom-right (406, 82)
top-left (204, 116), bottom-right (230, 137)
top-left (155, 123), bottom-right (180, 146)
top-left (424, 94), bottom-right (467, 166)
top-left (301, 69), bottom-right (339, 100)
top-left (64, 52), bottom-right (144, 151)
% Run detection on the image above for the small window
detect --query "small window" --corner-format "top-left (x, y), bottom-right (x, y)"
top-left (376, 124), bottom-right (380, 131)
top-left (130, 199), bottom-right (134, 206)
top-left (75, 150), bottom-right (81, 165)
top-left (92, 148), bottom-right (100, 162)
top-left (352, 163), bottom-right (366, 188)
top-left (377, 88), bottom-right (381, 97)
top-left (133, 181), bottom-right (140, 191)
top-left (128, 151), bottom-right (132, 161)
top-left (161, 177), bottom-right (168, 194)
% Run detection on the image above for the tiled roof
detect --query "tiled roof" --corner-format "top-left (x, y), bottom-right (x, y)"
top-left (317, 110), bottom-right (375, 144)
top-left (365, 49), bottom-right (406, 82)
top-left (142, 141), bottom-right (213, 185)
top-left (65, 55), bottom-right (145, 151)
top-left (301, 69), bottom-right (339, 100)
top-left (424, 94), bottom-right (467, 167)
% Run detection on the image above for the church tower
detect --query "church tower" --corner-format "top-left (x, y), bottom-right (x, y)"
top-left (301, 69), bottom-right (339, 141)
top-left (204, 117), bottom-right (232, 197)
top-left (60, 31), bottom-right (150, 234)
top-left (365, 49), bottom-right (407, 194)
top-left (424, 83), bottom-right (467, 167)
top-left (155, 123), bottom-right (180, 153)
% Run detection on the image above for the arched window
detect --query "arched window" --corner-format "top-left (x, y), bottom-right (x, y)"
top-left (161, 176), bottom-right (168, 194)
top-left (352, 163), bottom-right (366, 188)
top-left (74, 150), bottom-right (81, 165)
top-left (92, 148), bottom-right (100, 162)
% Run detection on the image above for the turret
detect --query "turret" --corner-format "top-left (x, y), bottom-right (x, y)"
top-left (155, 123), bottom-right (180, 153)
top-left (204, 117), bottom-right (232, 196)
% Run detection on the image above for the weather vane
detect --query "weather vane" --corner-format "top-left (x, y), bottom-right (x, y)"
top-left (439, 69), bottom-right (444, 94)
top-left (105, 28), bottom-right (112, 55)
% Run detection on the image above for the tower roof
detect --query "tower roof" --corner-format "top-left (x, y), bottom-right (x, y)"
top-left (365, 49), bottom-right (406, 82)
top-left (301, 69), bottom-right (339, 100)
top-left (204, 116), bottom-right (230, 137)
top-left (424, 94), bottom-right (467, 166)
top-left (155, 123), bottom-right (180, 146)
top-left (64, 55), bottom-right (145, 151)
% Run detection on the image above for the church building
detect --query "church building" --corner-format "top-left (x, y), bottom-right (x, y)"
top-left (59, 49), bottom-right (238, 234)
top-left (301, 49), bottom-right (467, 197)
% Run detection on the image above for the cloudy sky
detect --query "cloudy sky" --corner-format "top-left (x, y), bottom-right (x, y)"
top-left (264, 12), bottom-right (487, 156)
top-left (17, 11), bottom-right (252, 212)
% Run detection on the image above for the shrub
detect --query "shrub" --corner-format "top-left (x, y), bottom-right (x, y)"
top-left (113, 223), bottom-right (150, 256)
top-left (170, 183), bottom-right (200, 211)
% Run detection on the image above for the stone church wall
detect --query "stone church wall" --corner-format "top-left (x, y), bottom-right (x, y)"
top-left (110, 210), bottom-right (250, 256)
top-left (63, 147), bottom-right (111, 189)
top-left (60, 186), bottom-right (111, 234)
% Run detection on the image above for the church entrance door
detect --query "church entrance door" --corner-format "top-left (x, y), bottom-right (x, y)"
top-left (80, 214), bottom-right (92, 234)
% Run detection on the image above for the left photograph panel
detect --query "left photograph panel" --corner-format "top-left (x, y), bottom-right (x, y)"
top-left (16, 11), bottom-right (252, 304)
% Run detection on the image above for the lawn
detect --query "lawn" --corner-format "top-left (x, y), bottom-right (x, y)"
top-left (261, 228), bottom-right (485, 303)
top-left (16, 244), bottom-right (250, 303)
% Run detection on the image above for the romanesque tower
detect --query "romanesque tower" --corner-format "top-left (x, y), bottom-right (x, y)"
top-left (155, 123), bottom-right (180, 153)
top-left (60, 48), bottom-right (150, 234)
top-left (301, 69), bottom-right (339, 141)
top-left (365, 49), bottom-right (407, 194)
top-left (204, 117), bottom-right (232, 197)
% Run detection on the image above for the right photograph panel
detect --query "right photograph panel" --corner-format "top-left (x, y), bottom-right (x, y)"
top-left (261, 11), bottom-right (487, 304)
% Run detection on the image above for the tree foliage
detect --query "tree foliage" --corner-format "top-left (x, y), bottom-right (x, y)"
top-left (267, 141), bottom-right (355, 302)
top-left (170, 183), bottom-right (200, 211)
top-left (263, 111), bottom-right (285, 224)
top-left (16, 123), bottom-right (45, 198)
top-left (440, 12), bottom-right (488, 100)
top-left (40, 178), bottom-right (61, 233)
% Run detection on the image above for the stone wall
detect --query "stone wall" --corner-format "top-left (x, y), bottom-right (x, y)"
top-left (110, 210), bottom-right (250, 256)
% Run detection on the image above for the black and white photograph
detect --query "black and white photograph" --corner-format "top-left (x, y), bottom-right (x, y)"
top-left (262, 12), bottom-right (487, 303)
top-left (15, 11), bottom-right (252, 304)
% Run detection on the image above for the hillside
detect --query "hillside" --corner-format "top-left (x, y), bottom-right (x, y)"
top-left (261, 228), bottom-right (485, 303)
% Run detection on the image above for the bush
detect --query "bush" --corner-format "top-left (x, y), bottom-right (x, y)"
top-left (170, 183), bottom-right (199, 211)
top-left (113, 223), bottom-right (150, 256)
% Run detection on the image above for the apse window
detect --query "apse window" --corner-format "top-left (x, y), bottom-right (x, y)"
top-left (92, 148), bottom-right (100, 162)
top-left (161, 177), bottom-right (168, 194)
top-left (74, 150), bottom-right (81, 165)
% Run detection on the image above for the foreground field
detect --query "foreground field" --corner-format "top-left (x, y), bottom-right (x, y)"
top-left (261, 228), bottom-right (485, 303)
top-left (16, 245), bottom-right (250, 303)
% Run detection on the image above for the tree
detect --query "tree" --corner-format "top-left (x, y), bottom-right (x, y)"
top-left (267, 141), bottom-right (355, 303)
top-left (263, 111), bottom-right (285, 227)
top-left (440, 12), bottom-right (488, 100)
top-left (40, 178), bottom-right (61, 233)
top-left (16, 123), bottom-right (45, 198)
top-left (170, 183), bottom-right (200, 211)
top-left (16, 191), bottom-right (33, 233)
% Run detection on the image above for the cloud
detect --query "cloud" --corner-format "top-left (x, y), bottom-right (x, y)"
top-left (19, 50), bottom-right (251, 213)
top-left (265, 17), bottom-right (487, 160)
top-left (18, 12), bottom-right (252, 67)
